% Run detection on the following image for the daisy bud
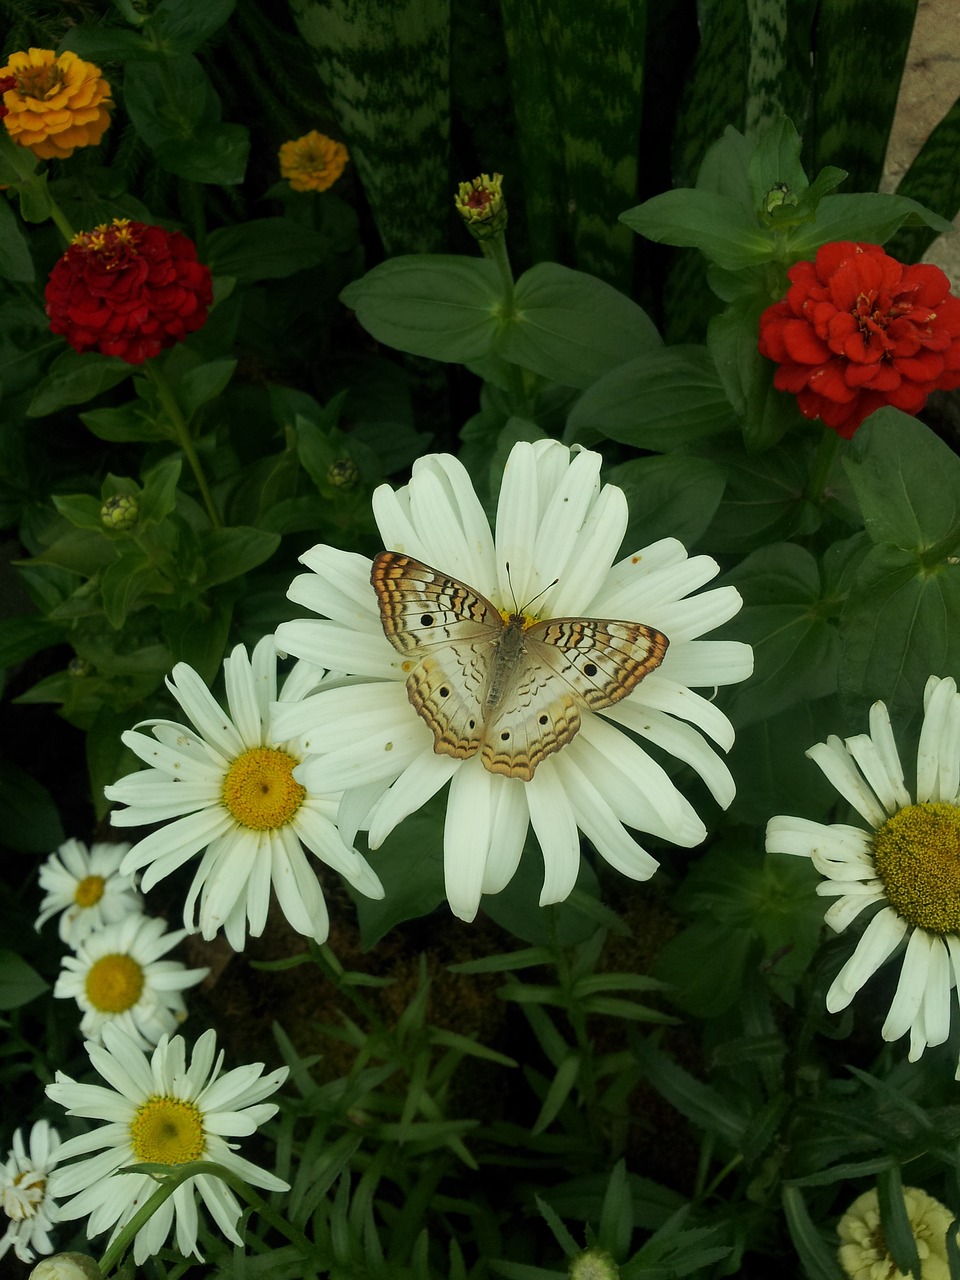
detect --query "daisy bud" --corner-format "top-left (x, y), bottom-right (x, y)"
top-left (29, 1255), bottom-right (101, 1280)
top-left (327, 458), bottom-right (359, 489)
top-left (100, 494), bottom-right (139, 531)
top-left (454, 172), bottom-right (507, 240)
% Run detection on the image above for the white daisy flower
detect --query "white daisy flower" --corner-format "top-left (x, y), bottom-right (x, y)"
top-left (0, 1119), bottom-right (61, 1264)
top-left (53, 913), bottom-right (209, 1050)
top-left (105, 637), bottom-right (384, 952)
top-left (273, 440), bottom-right (753, 922)
top-left (766, 675), bottom-right (960, 1073)
top-left (36, 839), bottom-right (141, 947)
top-left (46, 1023), bottom-right (289, 1266)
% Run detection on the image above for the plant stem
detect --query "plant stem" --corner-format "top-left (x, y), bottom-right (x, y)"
top-left (144, 361), bottom-right (223, 528)
top-left (805, 426), bottom-right (842, 506)
top-left (47, 191), bottom-right (77, 244)
top-left (97, 1160), bottom-right (314, 1277)
top-left (480, 233), bottom-right (531, 417)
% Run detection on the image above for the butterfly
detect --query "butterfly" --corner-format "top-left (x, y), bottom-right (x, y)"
top-left (370, 550), bottom-right (669, 781)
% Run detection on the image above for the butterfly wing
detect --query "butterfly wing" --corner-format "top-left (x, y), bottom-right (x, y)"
top-left (480, 619), bottom-right (668, 779)
top-left (370, 551), bottom-right (502, 761)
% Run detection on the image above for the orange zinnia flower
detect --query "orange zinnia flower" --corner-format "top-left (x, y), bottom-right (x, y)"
top-left (0, 47), bottom-right (112, 160)
top-left (278, 130), bottom-right (349, 193)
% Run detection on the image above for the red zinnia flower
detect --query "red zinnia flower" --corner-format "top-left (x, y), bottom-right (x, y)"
top-left (0, 75), bottom-right (15, 120)
top-left (45, 218), bottom-right (213, 365)
top-left (758, 241), bottom-right (960, 437)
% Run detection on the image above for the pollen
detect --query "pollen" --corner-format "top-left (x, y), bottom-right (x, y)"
top-left (129, 1096), bottom-right (205, 1165)
top-left (872, 802), bottom-right (960, 933)
top-left (85, 953), bottom-right (145, 1013)
top-left (74, 874), bottom-right (105, 908)
top-left (221, 746), bottom-right (305, 831)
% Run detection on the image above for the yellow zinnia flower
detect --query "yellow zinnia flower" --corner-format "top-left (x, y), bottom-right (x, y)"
top-left (278, 129), bottom-right (349, 193)
top-left (0, 48), bottom-right (112, 160)
top-left (837, 1186), bottom-right (956, 1280)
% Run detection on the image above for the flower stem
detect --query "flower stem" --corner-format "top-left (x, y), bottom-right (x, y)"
top-left (805, 426), bottom-right (842, 506)
top-left (97, 1160), bottom-right (313, 1277)
top-left (46, 191), bottom-right (77, 244)
top-left (480, 234), bottom-right (531, 417)
top-left (144, 361), bottom-right (223, 528)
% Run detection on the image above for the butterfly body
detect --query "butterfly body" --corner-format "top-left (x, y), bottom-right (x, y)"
top-left (371, 551), bottom-right (668, 780)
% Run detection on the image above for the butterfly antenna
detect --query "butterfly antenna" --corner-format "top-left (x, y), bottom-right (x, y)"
top-left (505, 562), bottom-right (559, 616)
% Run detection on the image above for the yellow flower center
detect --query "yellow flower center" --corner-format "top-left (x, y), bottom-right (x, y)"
top-left (130, 1096), bottom-right (205, 1165)
top-left (85, 953), bottom-right (144, 1013)
top-left (873, 802), bottom-right (960, 933)
top-left (221, 747), bottom-right (305, 831)
top-left (14, 63), bottom-right (64, 101)
top-left (74, 874), bottom-right (105, 907)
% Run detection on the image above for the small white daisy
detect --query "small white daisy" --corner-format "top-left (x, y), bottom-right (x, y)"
top-left (273, 440), bottom-right (753, 922)
top-left (104, 637), bottom-right (384, 952)
top-left (766, 675), bottom-right (960, 1073)
top-left (0, 1119), bottom-right (61, 1264)
top-left (36, 839), bottom-right (141, 947)
top-left (53, 913), bottom-right (208, 1050)
top-left (46, 1023), bottom-right (289, 1265)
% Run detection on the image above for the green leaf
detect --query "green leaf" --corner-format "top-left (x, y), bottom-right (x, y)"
top-left (781, 1185), bottom-right (846, 1280)
top-left (0, 759), bottom-right (64, 852)
top-left (844, 409), bottom-right (960, 551)
top-left (607, 455), bottom-right (726, 552)
top-left (59, 26), bottom-right (155, 60)
top-left (80, 402), bottom-right (167, 443)
top-left (877, 1166), bottom-right (923, 1280)
top-left (341, 256), bottom-right (503, 363)
top-left (154, 124), bottom-right (250, 185)
top-left (195, 528), bottom-right (281, 590)
top-left (161, 597), bottom-right (233, 683)
top-left (354, 806), bottom-right (447, 948)
top-left (620, 190), bottom-right (774, 270)
top-left (0, 130), bottom-right (39, 184)
top-left (101, 549), bottom-right (164, 628)
top-left (496, 262), bottom-right (661, 390)
top-left (17, 172), bottom-right (54, 224)
top-left (205, 219), bottom-right (330, 282)
top-left (143, 0), bottom-right (236, 55)
top-left (0, 950), bottom-right (48, 1010)
top-left (177, 358), bottom-right (238, 420)
top-left (123, 55), bottom-right (220, 147)
top-left (724, 696), bottom-right (844, 827)
top-left (708, 297), bottom-right (805, 451)
top-left (887, 94), bottom-right (960, 264)
top-left (29, 350), bottom-right (133, 417)
top-left (718, 542), bottom-right (840, 725)
top-left (0, 615), bottom-right (63, 670)
top-left (0, 198), bottom-right (34, 283)
top-left (139, 458), bottom-right (183, 526)
top-left (656, 920), bottom-right (755, 1017)
top-left (566, 346), bottom-right (736, 450)
top-left (28, 528), bottom-right (117, 575)
top-left (632, 1036), bottom-right (746, 1147)
top-left (786, 193), bottom-right (952, 258)
top-left (839, 544), bottom-right (960, 742)
top-left (697, 435), bottom-right (820, 554)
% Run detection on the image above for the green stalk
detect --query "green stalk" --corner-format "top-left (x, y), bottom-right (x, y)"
top-left (804, 425), bottom-right (842, 506)
top-left (46, 191), bottom-right (77, 244)
top-left (144, 362), bottom-right (223, 528)
top-left (480, 233), bottom-right (531, 418)
top-left (98, 1159), bottom-right (314, 1277)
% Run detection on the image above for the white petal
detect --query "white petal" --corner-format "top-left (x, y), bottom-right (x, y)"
top-left (806, 737), bottom-right (886, 829)
top-left (366, 750), bottom-right (458, 848)
top-left (825, 907), bottom-right (908, 1011)
top-left (881, 927), bottom-right (938, 1044)
top-left (481, 776), bottom-right (528, 894)
top-left (442, 760), bottom-right (494, 921)
top-left (554, 750), bottom-right (659, 881)
top-left (658, 640), bottom-right (754, 688)
top-left (167, 663), bottom-right (246, 760)
top-left (275, 620), bottom-right (398, 681)
top-left (526, 759), bottom-right (581, 905)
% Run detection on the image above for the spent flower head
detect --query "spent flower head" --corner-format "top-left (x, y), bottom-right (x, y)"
top-left (0, 1120), bottom-right (61, 1265)
top-left (767, 675), bottom-right (960, 1072)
